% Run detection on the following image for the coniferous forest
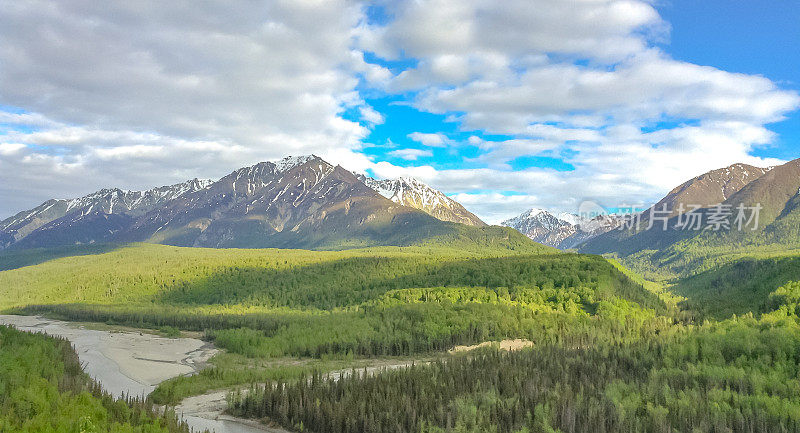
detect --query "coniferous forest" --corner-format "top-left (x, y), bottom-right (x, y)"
top-left (229, 286), bottom-right (800, 433)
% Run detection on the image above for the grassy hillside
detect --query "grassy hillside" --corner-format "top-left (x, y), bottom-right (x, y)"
top-left (671, 254), bottom-right (800, 319)
top-left (0, 241), bottom-right (672, 407)
top-left (0, 243), bottom-right (119, 271)
top-left (0, 242), bottom-right (640, 311)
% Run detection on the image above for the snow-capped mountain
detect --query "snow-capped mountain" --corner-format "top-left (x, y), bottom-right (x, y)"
top-left (1, 155), bottom-right (511, 251)
top-left (356, 175), bottom-right (485, 226)
top-left (124, 155), bottom-right (364, 246)
top-left (561, 214), bottom-right (626, 249)
top-left (0, 178), bottom-right (212, 248)
top-left (501, 209), bottom-right (623, 250)
top-left (501, 209), bottom-right (576, 248)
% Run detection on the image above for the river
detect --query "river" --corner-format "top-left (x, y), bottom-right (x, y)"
top-left (0, 315), bottom-right (282, 433)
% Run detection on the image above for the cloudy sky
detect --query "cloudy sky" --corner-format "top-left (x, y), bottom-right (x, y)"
top-left (1, 0), bottom-right (798, 224)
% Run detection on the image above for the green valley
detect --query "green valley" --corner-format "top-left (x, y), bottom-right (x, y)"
top-left (4, 229), bottom-right (800, 432)
top-left (2, 1), bottom-right (799, 431)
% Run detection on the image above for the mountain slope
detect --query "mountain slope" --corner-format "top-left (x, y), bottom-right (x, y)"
top-left (2, 156), bottom-right (545, 252)
top-left (357, 175), bottom-right (485, 226)
top-left (643, 163), bottom-right (770, 220)
top-left (580, 158), bottom-right (800, 276)
top-left (130, 158), bottom-right (452, 249)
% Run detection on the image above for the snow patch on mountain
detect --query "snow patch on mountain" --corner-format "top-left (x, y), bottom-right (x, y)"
top-left (273, 155), bottom-right (318, 174)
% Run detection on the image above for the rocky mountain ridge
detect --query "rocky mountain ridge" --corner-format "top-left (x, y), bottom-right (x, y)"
top-left (0, 156), bottom-right (514, 251)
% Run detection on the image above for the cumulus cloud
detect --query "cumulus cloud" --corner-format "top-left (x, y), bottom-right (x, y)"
top-left (407, 132), bottom-right (449, 147)
top-left (0, 1), bottom-right (371, 146)
top-left (0, 0), bottom-right (376, 215)
top-left (361, 0), bottom-right (664, 62)
top-left (0, 143), bottom-right (26, 156)
top-left (388, 148), bottom-right (433, 161)
top-left (416, 51), bottom-right (799, 133)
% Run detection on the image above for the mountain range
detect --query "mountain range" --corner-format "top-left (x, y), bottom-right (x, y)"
top-left (4, 153), bottom-right (799, 269)
top-left (0, 155), bottom-right (531, 252)
top-left (500, 158), bottom-right (800, 277)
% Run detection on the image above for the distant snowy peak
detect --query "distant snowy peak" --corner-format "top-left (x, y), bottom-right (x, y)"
top-left (501, 209), bottom-right (573, 248)
top-left (0, 178), bottom-right (213, 241)
top-left (356, 174), bottom-right (485, 226)
top-left (502, 208), bottom-right (624, 249)
top-left (503, 209), bottom-right (568, 232)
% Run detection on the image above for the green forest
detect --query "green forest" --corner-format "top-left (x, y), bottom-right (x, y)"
top-left (229, 284), bottom-right (800, 433)
top-left (2, 242), bottom-right (800, 432)
top-left (1, 243), bottom-right (667, 362)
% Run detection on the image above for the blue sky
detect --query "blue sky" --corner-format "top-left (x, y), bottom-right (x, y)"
top-left (659, 0), bottom-right (800, 160)
top-left (0, 0), bottom-right (798, 223)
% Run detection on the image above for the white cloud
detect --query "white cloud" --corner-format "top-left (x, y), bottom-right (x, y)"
top-left (449, 193), bottom-right (540, 225)
top-left (407, 132), bottom-right (449, 147)
top-left (93, 145), bottom-right (166, 160)
top-left (359, 105), bottom-right (385, 125)
top-left (0, 143), bottom-right (26, 155)
top-left (388, 148), bottom-right (433, 161)
top-left (0, 1), bottom-right (371, 149)
top-left (416, 51), bottom-right (799, 133)
top-left (362, 0), bottom-right (663, 62)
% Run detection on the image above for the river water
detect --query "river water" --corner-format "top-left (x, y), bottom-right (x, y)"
top-left (0, 315), bottom-right (278, 433)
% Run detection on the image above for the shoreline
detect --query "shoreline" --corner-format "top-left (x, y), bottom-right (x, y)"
top-left (0, 314), bottom-right (283, 433)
